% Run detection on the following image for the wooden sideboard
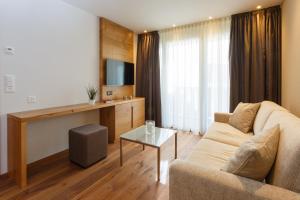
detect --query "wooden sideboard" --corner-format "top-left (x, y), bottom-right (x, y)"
top-left (7, 97), bottom-right (145, 188)
top-left (100, 98), bottom-right (145, 142)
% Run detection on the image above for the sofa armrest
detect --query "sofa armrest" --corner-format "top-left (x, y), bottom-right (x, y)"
top-left (214, 112), bottom-right (232, 123)
top-left (169, 160), bottom-right (300, 200)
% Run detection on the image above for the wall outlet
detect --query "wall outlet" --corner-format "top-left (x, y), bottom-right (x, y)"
top-left (106, 91), bottom-right (113, 96)
top-left (27, 96), bottom-right (37, 104)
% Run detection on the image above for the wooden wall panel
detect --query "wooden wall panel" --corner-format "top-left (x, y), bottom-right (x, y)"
top-left (101, 85), bottom-right (134, 101)
top-left (100, 18), bottom-right (135, 101)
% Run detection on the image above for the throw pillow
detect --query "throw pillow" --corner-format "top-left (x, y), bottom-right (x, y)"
top-left (221, 125), bottom-right (280, 181)
top-left (229, 102), bottom-right (261, 133)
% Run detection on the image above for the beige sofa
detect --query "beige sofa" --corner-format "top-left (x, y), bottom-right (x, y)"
top-left (169, 101), bottom-right (300, 200)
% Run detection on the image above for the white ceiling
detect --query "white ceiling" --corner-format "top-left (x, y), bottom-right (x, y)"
top-left (63, 0), bottom-right (283, 33)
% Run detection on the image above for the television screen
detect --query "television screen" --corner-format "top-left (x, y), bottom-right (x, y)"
top-left (105, 59), bottom-right (134, 86)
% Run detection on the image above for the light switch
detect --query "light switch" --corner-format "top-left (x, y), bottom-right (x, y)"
top-left (4, 74), bottom-right (16, 93)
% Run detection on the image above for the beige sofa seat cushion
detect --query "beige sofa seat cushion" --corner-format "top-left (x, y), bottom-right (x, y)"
top-left (222, 125), bottom-right (280, 181)
top-left (253, 101), bottom-right (288, 134)
top-left (187, 139), bottom-right (238, 170)
top-left (263, 110), bottom-right (300, 193)
top-left (229, 102), bottom-right (261, 133)
top-left (204, 122), bottom-right (253, 146)
top-left (170, 160), bottom-right (300, 200)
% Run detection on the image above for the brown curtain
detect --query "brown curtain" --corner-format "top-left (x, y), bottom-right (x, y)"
top-left (136, 31), bottom-right (162, 126)
top-left (229, 6), bottom-right (281, 112)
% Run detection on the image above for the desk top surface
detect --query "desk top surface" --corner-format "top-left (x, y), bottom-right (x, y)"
top-left (8, 97), bottom-right (144, 122)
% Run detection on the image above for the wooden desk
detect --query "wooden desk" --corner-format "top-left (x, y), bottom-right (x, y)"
top-left (7, 98), bottom-right (145, 188)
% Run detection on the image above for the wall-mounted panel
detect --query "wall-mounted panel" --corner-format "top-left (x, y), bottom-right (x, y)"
top-left (100, 18), bottom-right (135, 101)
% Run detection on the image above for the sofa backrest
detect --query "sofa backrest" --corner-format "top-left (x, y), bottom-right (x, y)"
top-left (253, 101), bottom-right (287, 134)
top-left (263, 110), bottom-right (300, 193)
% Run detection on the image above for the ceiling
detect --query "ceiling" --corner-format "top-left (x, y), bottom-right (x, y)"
top-left (63, 0), bottom-right (283, 33)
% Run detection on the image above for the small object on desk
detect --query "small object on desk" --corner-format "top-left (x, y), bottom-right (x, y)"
top-left (86, 85), bottom-right (98, 105)
top-left (123, 95), bottom-right (133, 100)
top-left (89, 99), bottom-right (96, 105)
top-left (105, 100), bottom-right (114, 103)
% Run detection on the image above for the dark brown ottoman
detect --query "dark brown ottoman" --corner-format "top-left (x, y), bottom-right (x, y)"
top-left (69, 124), bottom-right (108, 168)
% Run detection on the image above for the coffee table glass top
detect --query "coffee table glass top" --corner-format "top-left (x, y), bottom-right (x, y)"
top-left (120, 125), bottom-right (177, 147)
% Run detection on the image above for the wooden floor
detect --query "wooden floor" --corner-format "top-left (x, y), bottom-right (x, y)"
top-left (0, 132), bottom-right (200, 200)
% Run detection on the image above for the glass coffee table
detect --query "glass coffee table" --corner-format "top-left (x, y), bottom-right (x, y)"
top-left (120, 125), bottom-right (177, 181)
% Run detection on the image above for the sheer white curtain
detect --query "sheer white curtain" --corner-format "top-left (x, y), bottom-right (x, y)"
top-left (159, 17), bottom-right (230, 134)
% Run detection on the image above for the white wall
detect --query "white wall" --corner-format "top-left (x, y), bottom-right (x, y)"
top-left (0, 0), bottom-right (99, 173)
top-left (282, 0), bottom-right (300, 117)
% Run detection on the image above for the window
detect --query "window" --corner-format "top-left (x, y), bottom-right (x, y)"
top-left (159, 17), bottom-right (231, 133)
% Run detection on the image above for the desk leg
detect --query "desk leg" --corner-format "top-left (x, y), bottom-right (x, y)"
top-left (120, 139), bottom-right (123, 166)
top-left (142, 144), bottom-right (145, 151)
top-left (157, 147), bottom-right (160, 182)
top-left (8, 117), bottom-right (28, 188)
top-left (175, 132), bottom-right (177, 159)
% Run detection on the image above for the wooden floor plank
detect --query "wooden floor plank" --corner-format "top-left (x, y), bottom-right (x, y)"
top-left (0, 132), bottom-right (201, 200)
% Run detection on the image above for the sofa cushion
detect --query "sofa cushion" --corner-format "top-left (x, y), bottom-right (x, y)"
top-left (253, 101), bottom-right (287, 134)
top-left (187, 139), bottom-right (238, 170)
top-left (204, 122), bottom-right (253, 146)
top-left (221, 125), bottom-right (280, 181)
top-left (229, 102), bottom-right (261, 133)
top-left (263, 110), bottom-right (300, 193)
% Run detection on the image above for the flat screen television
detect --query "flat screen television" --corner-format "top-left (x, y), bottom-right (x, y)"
top-left (105, 59), bottom-right (134, 86)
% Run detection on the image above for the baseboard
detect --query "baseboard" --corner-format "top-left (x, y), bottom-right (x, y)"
top-left (28, 149), bottom-right (69, 171)
top-left (0, 172), bottom-right (8, 179)
top-left (0, 150), bottom-right (69, 182)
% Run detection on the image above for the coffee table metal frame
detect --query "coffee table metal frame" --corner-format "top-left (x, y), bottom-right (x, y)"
top-left (119, 126), bottom-right (177, 181)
